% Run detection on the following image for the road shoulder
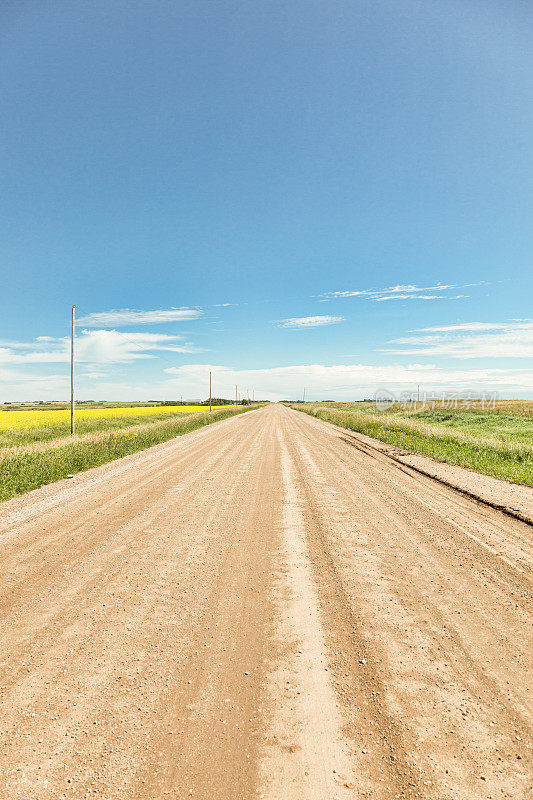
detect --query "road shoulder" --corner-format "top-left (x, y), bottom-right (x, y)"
top-left (289, 408), bottom-right (533, 524)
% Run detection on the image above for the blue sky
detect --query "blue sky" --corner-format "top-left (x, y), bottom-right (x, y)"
top-left (1, 0), bottom-right (532, 401)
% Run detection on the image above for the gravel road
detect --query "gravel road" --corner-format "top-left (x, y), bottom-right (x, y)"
top-left (0, 403), bottom-right (531, 800)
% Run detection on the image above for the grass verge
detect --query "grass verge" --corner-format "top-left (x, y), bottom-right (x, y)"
top-left (289, 403), bottom-right (533, 486)
top-left (0, 406), bottom-right (257, 502)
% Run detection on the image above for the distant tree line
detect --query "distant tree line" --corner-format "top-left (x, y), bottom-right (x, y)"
top-left (199, 397), bottom-right (252, 406)
top-left (157, 398), bottom-right (251, 406)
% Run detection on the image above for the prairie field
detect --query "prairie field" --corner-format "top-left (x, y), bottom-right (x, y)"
top-left (0, 404), bottom-right (255, 501)
top-left (289, 399), bottom-right (533, 486)
top-left (0, 404), bottom-right (228, 446)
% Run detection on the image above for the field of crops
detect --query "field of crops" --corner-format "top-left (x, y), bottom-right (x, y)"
top-left (290, 400), bottom-right (533, 486)
top-left (0, 405), bottom-right (232, 448)
top-left (0, 405), bottom-right (224, 431)
top-left (0, 405), bottom-right (256, 502)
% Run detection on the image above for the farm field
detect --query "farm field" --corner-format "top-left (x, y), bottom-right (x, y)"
top-left (0, 404), bottom-right (255, 501)
top-left (289, 399), bottom-right (533, 486)
top-left (0, 404), bottom-right (230, 446)
top-left (0, 403), bottom-right (530, 800)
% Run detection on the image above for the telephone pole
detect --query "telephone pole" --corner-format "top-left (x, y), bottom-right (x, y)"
top-left (303, 387), bottom-right (306, 403)
top-left (209, 371), bottom-right (212, 412)
top-left (235, 384), bottom-right (238, 407)
top-left (70, 306), bottom-right (75, 435)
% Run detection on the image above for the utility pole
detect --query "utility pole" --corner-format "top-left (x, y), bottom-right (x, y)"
top-left (235, 384), bottom-right (238, 407)
top-left (209, 371), bottom-right (212, 412)
top-left (70, 305), bottom-right (75, 435)
top-left (303, 387), bottom-right (306, 403)
top-left (417, 384), bottom-right (420, 403)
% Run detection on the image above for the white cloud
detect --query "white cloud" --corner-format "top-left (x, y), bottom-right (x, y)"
top-left (319, 282), bottom-right (481, 302)
top-left (3, 357), bottom-right (532, 402)
top-left (0, 330), bottom-right (201, 367)
top-left (77, 330), bottom-right (202, 361)
top-left (0, 366), bottom-right (69, 400)
top-left (413, 322), bottom-right (507, 332)
top-left (77, 307), bottom-right (202, 326)
top-left (278, 315), bottom-right (345, 329)
top-left (82, 371), bottom-right (109, 380)
top-left (373, 294), bottom-right (468, 302)
top-left (382, 319), bottom-right (533, 359)
top-left (162, 362), bottom-right (533, 401)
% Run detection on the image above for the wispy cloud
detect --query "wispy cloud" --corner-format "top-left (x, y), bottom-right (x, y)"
top-left (413, 322), bottom-right (507, 332)
top-left (77, 308), bottom-right (202, 326)
top-left (381, 319), bottom-right (533, 359)
top-left (319, 283), bottom-right (481, 302)
top-left (373, 293), bottom-right (469, 302)
top-left (278, 315), bottom-right (345, 329)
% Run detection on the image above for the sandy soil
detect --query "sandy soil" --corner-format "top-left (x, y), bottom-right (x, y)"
top-left (0, 403), bottom-right (531, 799)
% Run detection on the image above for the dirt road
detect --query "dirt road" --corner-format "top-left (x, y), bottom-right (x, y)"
top-left (0, 404), bottom-right (531, 800)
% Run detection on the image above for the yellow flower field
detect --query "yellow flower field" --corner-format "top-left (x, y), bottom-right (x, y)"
top-left (0, 405), bottom-right (227, 431)
top-left (0, 405), bottom-right (255, 501)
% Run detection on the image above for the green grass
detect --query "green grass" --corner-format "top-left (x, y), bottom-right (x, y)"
top-left (289, 401), bottom-right (533, 486)
top-left (0, 406), bottom-right (257, 502)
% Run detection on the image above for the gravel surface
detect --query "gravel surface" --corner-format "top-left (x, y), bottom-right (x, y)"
top-left (312, 419), bottom-right (533, 523)
top-left (0, 403), bottom-right (531, 799)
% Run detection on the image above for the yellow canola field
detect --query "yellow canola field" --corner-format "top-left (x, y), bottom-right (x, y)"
top-left (0, 405), bottom-right (226, 431)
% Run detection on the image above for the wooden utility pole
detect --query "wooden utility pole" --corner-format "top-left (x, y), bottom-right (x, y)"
top-left (235, 384), bottom-right (238, 407)
top-left (209, 371), bottom-right (212, 412)
top-left (70, 305), bottom-right (75, 435)
top-left (303, 387), bottom-right (306, 403)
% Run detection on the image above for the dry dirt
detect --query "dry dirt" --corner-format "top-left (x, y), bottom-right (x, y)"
top-left (0, 403), bottom-right (531, 800)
